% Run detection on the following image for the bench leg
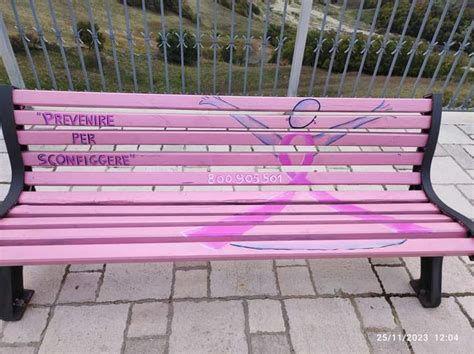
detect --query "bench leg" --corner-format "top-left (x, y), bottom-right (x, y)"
top-left (0, 266), bottom-right (34, 321)
top-left (409, 257), bottom-right (443, 308)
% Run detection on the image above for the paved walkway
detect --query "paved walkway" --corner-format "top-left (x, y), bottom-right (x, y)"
top-left (0, 112), bottom-right (472, 354)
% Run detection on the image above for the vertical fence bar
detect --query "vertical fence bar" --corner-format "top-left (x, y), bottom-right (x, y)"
top-left (447, 56), bottom-right (473, 109)
top-left (258, 0), bottom-right (271, 95)
top-left (367, 0), bottom-right (399, 97)
top-left (0, 11), bottom-right (25, 88)
top-left (242, 0), bottom-right (254, 95)
top-left (396, 0), bottom-right (433, 97)
top-left (323, 0), bottom-right (347, 96)
top-left (227, 0), bottom-right (236, 95)
top-left (272, 0), bottom-right (288, 96)
top-left (195, 0), bottom-right (202, 94)
top-left (337, 0), bottom-right (364, 97)
top-left (66, 0), bottom-right (90, 91)
top-left (411, 0), bottom-right (451, 97)
top-left (381, 0), bottom-right (417, 97)
top-left (308, 1), bottom-right (329, 96)
top-left (141, 0), bottom-right (154, 92)
top-left (105, 0), bottom-right (122, 92)
top-left (211, 0), bottom-right (219, 94)
top-left (288, 0), bottom-right (313, 97)
top-left (177, 0), bottom-right (186, 94)
top-left (351, 0), bottom-right (382, 97)
top-left (123, 0), bottom-right (138, 92)
top-left (441, 21), bottom-right (473, 94)
top-left (461, 84), bottom-right (473, 110)
top-left (159, 0), bottom-right (170, 93)
top-left (426, 0), bottom-right (467, 94)
top-left (29, 0), bottom-right (57, 89)
top-left (84, 0), bottom-right (106, 91)
top-left (47, 0), bottom-right (73, 90)
top-left (11, 0), bottom-right (40, 89)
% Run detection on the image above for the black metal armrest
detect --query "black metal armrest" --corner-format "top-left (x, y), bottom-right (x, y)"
top-left (0, 85), bottom-right (26, 219)
top-left (421, 94), bottom-right (473, 259)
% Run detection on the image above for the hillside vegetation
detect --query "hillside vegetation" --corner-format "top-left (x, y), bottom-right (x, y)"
top-left (0, 0), bottom-right (471, 106)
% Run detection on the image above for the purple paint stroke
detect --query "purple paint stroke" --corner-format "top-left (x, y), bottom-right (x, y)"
top-left (195, 97), bottom-right (412, 252)
top-left (199, 96), bottom-right (282, 145)
top-left (310, 191), bottom-right (433, 234)
top-left (182, 191), bottom-right (295, 250)
top-left (280, 99), bottom-right (397, 184)
top-left (288, 98), bottom-right (321, 128)
top-left (229, 239), bottom-right (407, 251)
top-left (200, 97), bottom-right (398, 181)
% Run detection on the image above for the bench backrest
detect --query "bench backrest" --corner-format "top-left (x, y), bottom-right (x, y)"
top-left (0, 86), bottom-right (442, 196)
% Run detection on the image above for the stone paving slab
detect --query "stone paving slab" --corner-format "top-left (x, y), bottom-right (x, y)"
top-left (39, 304), bottom-right (129, 354)
top-left (285, 298), bottom-right (369, 353)
top-left (392, 297), bottom-right (473, 354)
top-left (0, 116), bottom-right (473, 353)
top-left (169, 301), bottom-right (247, 353)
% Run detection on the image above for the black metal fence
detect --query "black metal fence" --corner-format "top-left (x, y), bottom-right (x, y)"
top-left (0, 0), bottom-right (472, 110)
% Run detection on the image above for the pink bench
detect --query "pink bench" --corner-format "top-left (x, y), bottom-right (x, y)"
top-left (0, 86), bottom-right (472, 320)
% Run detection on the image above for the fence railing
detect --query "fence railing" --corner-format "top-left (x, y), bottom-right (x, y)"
top-left (0, 0), bottom-right (472, 110)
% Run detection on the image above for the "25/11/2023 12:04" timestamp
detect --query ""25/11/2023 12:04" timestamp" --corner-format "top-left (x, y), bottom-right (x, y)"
top-left (376, 333), bottom-right (460, 342)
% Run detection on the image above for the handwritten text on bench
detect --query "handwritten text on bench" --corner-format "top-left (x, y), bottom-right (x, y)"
top-left (38, 112), bottom-right (115, 127)
top-left (37, 153), bottom-right (134, 166)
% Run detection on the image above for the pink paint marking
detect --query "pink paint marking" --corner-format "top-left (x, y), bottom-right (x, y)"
top-left (190, 97), bottom-right (424, 253)
top-left (278, 134), bottom-right (314, 184)
top-left (182, 192), bottom-right (295, 249)
top-left (310, 191), bottom-right (433, 234)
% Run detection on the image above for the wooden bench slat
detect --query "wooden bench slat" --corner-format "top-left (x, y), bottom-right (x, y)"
top-left (18, 190), bottom-right (429, 205)
top-left (1, 238), bottom-right (471, 266)
top-left (13, 90), bottom-right (432, 112)
top-left (0, 222), bottom-right (465, 246)
top-left (17, 130), bottom-right (429, 147)
top-left (24, 172), bottom-right (421, 186)
top-left (8, 203), bottom-right (439, 217)
top-left (22, 151), bottom-right (424, 167)
top-left (0, 214), bottom-right (452, 229)
top-left (15, 111), bottom-right (432, 129)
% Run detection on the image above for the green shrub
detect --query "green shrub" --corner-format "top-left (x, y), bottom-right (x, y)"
top-left (270, 38), bottom-right (295, 65)
top-left (77, 21), bottom-right (105, 51)
top-left (9, 32), bottom-right (55, 53)
top-left (121, 0), bottom-right (195, 22)
top-left (220, 38), bottom-right (244, 64)
top-left (157, 29), bottom-right (197, 65)
top-left (377, 0), bottom-right (473, 53)
top-left (267, 23), bottom-right (296, 48)
top-left (269, 26), bottom-right (463, 80)
top-left (303, 29), bottom-right (334, 67)
top-left (217, 0), bottom-right (261, 16)
top-left (9, 35), bottom-right (25, 53)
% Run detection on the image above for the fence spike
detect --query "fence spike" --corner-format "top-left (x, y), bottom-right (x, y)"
top-left (323, 0), bottom-right (348, 97)
top-left (47, 0), bottom-right (73, 90)
top-left (84, 0), bottom-right (106, 91)
top-left (426, 0), bottom-right (468, 94)
top-left (242, 0), bottom-right (254, 95)
top-left (411, 0), bottom-right (451, 97)
top-left (308, 1), bottom-right (329, 96)
top-left (272, 0), bottom-right (289, 96)
top-left (257, 0), bottom-right (271, 95)
top-left (29, 0), bottom-right (57, 89)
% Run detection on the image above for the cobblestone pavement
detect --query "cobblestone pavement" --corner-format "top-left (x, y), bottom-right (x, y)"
top-left (0, 112), bottom-right (472, 354)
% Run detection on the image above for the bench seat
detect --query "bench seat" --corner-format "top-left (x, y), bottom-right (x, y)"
top-left (0, 191), bottom-right (471, 266)
top-left (0, 86), bottom-right (472, 320)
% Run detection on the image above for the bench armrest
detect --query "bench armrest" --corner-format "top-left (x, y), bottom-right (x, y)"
top-left (421, 94), bottom-right (473, 237)
top-left (0, 85), bottom-right (25, 219)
